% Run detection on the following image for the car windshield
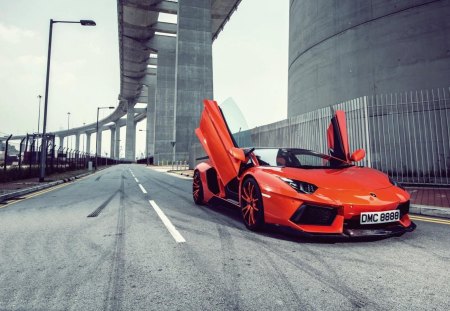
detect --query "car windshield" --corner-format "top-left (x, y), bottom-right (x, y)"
top-left (254, 148), bottom-right (352, 169)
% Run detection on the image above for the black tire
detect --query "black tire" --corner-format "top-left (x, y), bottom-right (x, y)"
top-left (240, 178), bottom-right (264, 231)
top-left (193, 171), bottom-right (204, 205)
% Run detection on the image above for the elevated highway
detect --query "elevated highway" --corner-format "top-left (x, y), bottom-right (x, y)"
top-left (2, 0), bottom-right (241, 163)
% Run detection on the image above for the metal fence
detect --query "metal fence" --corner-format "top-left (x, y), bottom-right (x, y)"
top-left (0, 133), bottom-right (123, 182)
top-left (249, 87), bottom-right (450, 185)
top-left (190, 87), bottom-right (450, 186)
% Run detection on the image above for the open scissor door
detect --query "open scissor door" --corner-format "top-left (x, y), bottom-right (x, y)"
top-left (327, 110), bottom-right (351, 162)
top-left (195, 99), bottom-right (242, 186)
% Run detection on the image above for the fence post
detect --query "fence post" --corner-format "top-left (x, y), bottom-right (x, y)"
top-left (4, 134), bottom-right (12, 174)
top-left (24, 134), bottom-right (29, 172)
top-left (29, 137), bottom-right (34, 176)
top-left (46, 141), bottom-right (51, 175)
top-left (363, 96), bottom-right (372, 168)
top-left (50, 142), bottom-right (55, 174)
top-left (18, 136), bottom-right (26, 170)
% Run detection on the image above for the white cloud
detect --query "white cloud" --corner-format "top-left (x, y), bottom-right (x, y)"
top-left (0, 23), bottom-right (35, 44)
top-left (18, 55), bottom-right (46, 66)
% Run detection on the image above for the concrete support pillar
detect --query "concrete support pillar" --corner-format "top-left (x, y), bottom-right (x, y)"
top-left (146, 81), bottom-right (156, 159)
top-left (115, 122), bottom-right (121, 160)
top-left (149, 36), bottom-right (176, 163)
top-left (110, 127), bottom-right (116, 159)
top-left (59, 136), bottom-right (65, 149)
top-left (97, 129), bottom-right (102, 157)
top-left (125, 101), bottom-right (136, 161)
top-left (174, 0), bottom-right (213, 161)
top-left (75, 133), bottom-right (80, 151)
top-left (86, 133), bottom-right (91, 154)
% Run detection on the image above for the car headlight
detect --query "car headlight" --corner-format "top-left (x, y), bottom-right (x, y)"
top-left (389, 177), bottom-right (405, 190)
top-left (279, 177), bottom-right (317, 194)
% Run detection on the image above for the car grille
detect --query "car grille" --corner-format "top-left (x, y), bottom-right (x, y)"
top-left (290, 204), bottom-right (338, 226)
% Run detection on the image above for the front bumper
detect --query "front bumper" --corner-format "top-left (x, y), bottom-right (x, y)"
top-left (343, 221), bottom-right (416, 238)
top-left (275, 221), bottom-right (417, 240)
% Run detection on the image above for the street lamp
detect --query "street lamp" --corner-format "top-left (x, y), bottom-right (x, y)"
top-left (95, 106), bottom-right (114, 169)
top-left (39, 18), bottom-right (96, 182)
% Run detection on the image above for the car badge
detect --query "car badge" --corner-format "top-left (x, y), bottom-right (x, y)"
top-left (370, 192), bottom-right (377, 197)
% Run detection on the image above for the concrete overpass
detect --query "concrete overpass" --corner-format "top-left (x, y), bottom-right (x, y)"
top-left (3, 0), bottom-right (241, 162)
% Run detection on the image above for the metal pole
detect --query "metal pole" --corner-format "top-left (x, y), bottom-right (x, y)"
top-left (18, 137), bottom-right (26, 170)
top-left (24, 134), bottom-right (29, 168)
top-left (4, 134), bottom-right (12, 173)
top-left (39, 19), bottom-right (53, 182)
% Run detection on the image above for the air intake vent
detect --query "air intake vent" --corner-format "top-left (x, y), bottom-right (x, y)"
top-left (397, 200), bottom-right (410, 216)
top-left (290, 204), bottom-right (337, 226)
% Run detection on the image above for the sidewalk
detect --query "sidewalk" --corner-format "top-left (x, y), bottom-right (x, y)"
top-left (406, 187), bottom-right (450, 218)
top-left (0, 168), bottom-right (101, 204)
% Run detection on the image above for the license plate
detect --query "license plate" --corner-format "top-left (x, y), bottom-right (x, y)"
top-left (360, 210), bottom-right (400, 225)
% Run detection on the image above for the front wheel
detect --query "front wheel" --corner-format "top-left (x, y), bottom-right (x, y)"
top-left (240, 178), bottom-right (264, 231)
top-left (192, 171), bottom-right (204, 205)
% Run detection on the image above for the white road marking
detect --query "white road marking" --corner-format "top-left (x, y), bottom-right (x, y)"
top-left (149, 200), bottom-right (186, 243)
top-left (138, 184), bottom-right (147, 194)
top-left (134, 177), bottom-right (139, 183)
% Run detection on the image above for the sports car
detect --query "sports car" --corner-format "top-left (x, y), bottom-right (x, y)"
top-left (193, 99), bottom-right (416, 238)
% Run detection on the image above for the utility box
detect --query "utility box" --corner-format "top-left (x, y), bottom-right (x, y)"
top-left (88, 161), bottom-right (93, 171)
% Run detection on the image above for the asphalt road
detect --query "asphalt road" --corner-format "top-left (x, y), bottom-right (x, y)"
top-left (0, 164), bottom-right (449, 311)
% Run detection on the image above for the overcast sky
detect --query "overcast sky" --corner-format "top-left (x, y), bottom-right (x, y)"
top-left (0, 0), bottom-right (288, 157)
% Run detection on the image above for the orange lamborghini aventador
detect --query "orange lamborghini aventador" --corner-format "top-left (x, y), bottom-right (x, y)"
top-left (192, 99), bottom-right (416, 238)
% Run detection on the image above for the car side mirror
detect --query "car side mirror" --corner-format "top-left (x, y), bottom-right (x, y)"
top-left (229, 147), bottom-right (246, 162)
top-left (350, 149), bottom-right (366, 162)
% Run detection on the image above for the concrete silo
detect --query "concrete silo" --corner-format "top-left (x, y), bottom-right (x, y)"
top-left (288, 0), bottom-right (450, 116)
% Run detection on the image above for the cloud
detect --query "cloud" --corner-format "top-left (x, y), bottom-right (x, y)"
top-left (18, 55), bottom-right (46, 66)
top-left (0, 23), bottom-right (35, 44)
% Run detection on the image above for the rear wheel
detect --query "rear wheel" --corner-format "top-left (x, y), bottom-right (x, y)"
top-left (193, 171), bottom-right (204, 205)
top-left (241, 178), bottom-right (264, 230)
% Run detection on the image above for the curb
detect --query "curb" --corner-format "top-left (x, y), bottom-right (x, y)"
top-left (0, 171), bottom-right (94, 203)
top-left (410, 204), bottom-right (450, 219)
top-left (167, 170), bottom-right (193, 178)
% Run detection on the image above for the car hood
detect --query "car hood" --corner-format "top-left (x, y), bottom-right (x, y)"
top-left (260, 166), bottom-right (393, 191)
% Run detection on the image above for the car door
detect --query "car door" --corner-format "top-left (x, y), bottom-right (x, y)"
top-left (195, 99), bottom-right (242, 186)
top-left (326, 110), bottom-right (350, 162)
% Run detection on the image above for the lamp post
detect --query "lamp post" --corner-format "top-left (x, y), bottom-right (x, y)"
top-left (39, 19), bottom-right (96, 182)
top-left (95, 106), bottom-right (114, 169)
